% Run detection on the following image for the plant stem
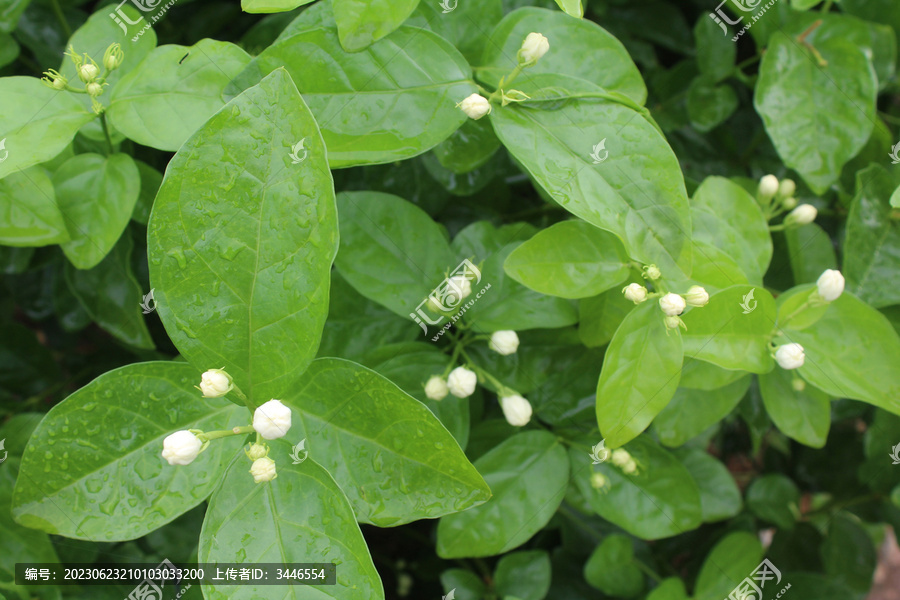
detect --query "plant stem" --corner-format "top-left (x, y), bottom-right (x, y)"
top-left (50, 0), bottom-right (71, 38)
top-left (821, 0), bottom-right (833, 12)
top-left (99, 112), bottom-right (114, 155)
top-left (201, 425), bottom-right (254, 441)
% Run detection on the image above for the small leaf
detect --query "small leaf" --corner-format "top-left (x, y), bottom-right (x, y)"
top-left (0, 166), bottom-right (69, 247)
top-left (759, 365), bottom-right (830, 448)
top-left (583, 535), bottom-right (644, 597)
top-left (693, 532), bottom-right (763, 600)
top-left (494, 550), bottom-right (551, 600)
top-left (654, 376), bottom-right (751, 448)
top-left (745, 474), bottom-right (800, 530)
top-left (333, 0), bottom-right (421, 52)
top-left (673, 447), bottom-right (741, 522)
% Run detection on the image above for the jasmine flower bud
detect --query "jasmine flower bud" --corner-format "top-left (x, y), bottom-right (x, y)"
top-left (162, 430), bottom-right (203, 466)
top-left (778, 178), bottom-right (796, 198)
top-left (590, 471), bottom-right (609, 489)
top-left (489, 330), bottom-right (519, 355)
top-left (791, 378), bottom-right (806, 392)
top-left (250, 456), bottom-right (277, 483)
top-left (87, 82), bottom-right (104, 97)
top-left (816, 269), bottom-right (844, 302)
top-left (199, 368), bottom-right (233, 398)
top-left (424, 375), bottom-right (449, 401)
top-left (519, 32), bottom-right (549, 64)
top-left (103, 43), bottom-right (124, 71)
top-left (457, 93), bottom-right (491, 120)
top-left (253, 399), bottom-right (292, 440)
top-left (447, 366), bottom-right (477, 398)
top-left (448, 274), bottom-right (472, 300)
top-left (684, 285), bottom-right (709, 307)
top-left (659, 292), bottom-right (686, 317)
top-left (775, 343), bottom-right (805, 370)
top-left (78, 62), bottom-right (99, 83)
top-left (500, 394), bottom-right (532, 427)
top-left (622, 283), bottom-right (648, 304)
top-left (758, 174), bottom-right (779, 201)
top-left (611, 449), bottom-right (638, 474)
top-left (786, 203), bottom-right (817, 226)
top-left (782, 197), bottom-right (797, 210)
top-left (664, 315), bottom-right (686, 331)
top-left (246, 443), bottom-right (268, 461)
top-left (642, 264), bottom-right (662, 280)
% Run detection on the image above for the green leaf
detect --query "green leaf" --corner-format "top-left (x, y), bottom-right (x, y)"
top-left (693, 532), bottom-right (763, 600)
top-left (11, 362), bottom-right (245, 541)
top-left (504, 220), bottom-right (629, 299)
top-left (491, 90), bottom-right (692, 277)
top-left (821, 514), bottom-right (877, 594)
top-left (333, 0), bottom-right (420, 52)
top-left (654, 376), bottom-right (751, 447)
top-left (686, 77), bottom-right (737, 132)
top-left (787, 293), bottom-right (900, 414)
top-left (479, 7), bottom-right (646, 105)
top-left (583, 535), bottom-right (644, 597)
top-left (408, 0), bottom-right (503, 65)
top-left (646, 578), bottom-right (689, 600)
top-left (0, 77), bottom-right (95, 180)
top-left (437, 431), bottom-right (568, 557)
top-left (759, 365), bottom-right (830, 448)
top-left (431, 118), bottom-right (501, 174)
top-left (691, 177), bottom-right (772, 283)
top-left (681, 285), bottom-right (776, 374)
top-left (54, 153), bottom-right (140, 270)
top-left (148, 69), bottom-right (338, 404)
top-left (199, 442), bottom-right (384, 599)
top-left (785, 222), bottom-right (838, 285)
top-left (0, 166), bottom-right (69, 247)
top-left (673, 447), bottom-right (741, 522)
top-left (64, 232), bottom-right (154, 349)
top-left (335, 191), bottom-right (453, 320)
top-left (282, 358), bottom-right (489, 526)
top-left (494, 550), bottom-right (551, 600)
top-left (578, 285), bottom-right (634, 348)
top-left (844, 164), bottom-right (900, 308)
top-left (694, 14), bottom-right (736, 83)
top-left (678, 359), bottom-right (747, 391)
top-left (131, 159), bottom-right (163, 225)
top-left (686, 240), bottom-right (750, 292)
top-left (242, 25), bottom-right (474, 167)
top-left (571, 436), bottom-right (703, 540)
top-left (596, 301), bottom-right (683, 448)
top-left (108, 40), bottom-right (252, 152)
top-left (553, 0), bottom-right (583, 18)
top-left (242, 0), bottom-right (317, 13)
top-left (770, 573), bottom-right (854, 600)
top-left (745, 474), bottom-right (800, 530)
top-left (754, 33), bottom-right (877, 194)
top-left (440, 569), bottom-right (487, 599)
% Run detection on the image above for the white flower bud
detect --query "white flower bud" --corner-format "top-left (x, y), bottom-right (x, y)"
top-left (500, 394), bottom-right (532, 427)
top-left (103, 43), bottom-right (124, 71)
top-left (659, 293), bottom-right (686, 316)
top-left (489, 330), bottom-right (519, 355)
top-left (782, 197), bottom-right (798, 210)
top-left (86, 82), bottom-right (103, 97)
top-left (52, 77), bottom-right (66, 90)
top-left (199, 368), bottom-right (233, 398)
top-left (246, 443), bottom-right (268, 460)
top-left (778, 179), bottom-right (796, 198)
top-left (590, 471), bottom-right (608, 489)
top-left (519, 32), bottom-right (550, 64)
top-left (448, 274), bottom-right (472, 300)
top-left (622, 283), bottom-right (648, 304)
top-left (816, 269), bottom-right (844, 302)
top-left (424, 375), bottom-right (449, 401)
top-left (611, 449), bottom-right (631, 468)
top-left (642, 264), bottom-right (662, 280)
top-left (758, 174), bottom-right (779, 200)
top-left (775, 343), bottom-right (805, 370)
top-left (250, 456), bottom-right (277, 483)
top-left (684, 285), bottom-right (709, 308)
top-left (447, 366), bottom-right (477, 398)
top-left (621, 460), bottom-right (638, 475)
top-left (664, 315), bottom-right (686, 331)
top-left (253, 399), bottom-right (292, 440)
top-left (458, 93), bottom-right (491, 120)
top-left (161, 430), bottom-right (203, 466)
top-left (787, 204), bottom-right (817, 225)
top-left (78, 63), bottom-right (99, 82)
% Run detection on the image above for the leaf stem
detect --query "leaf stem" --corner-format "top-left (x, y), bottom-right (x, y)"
top-left (50, 0), bottom-right (71, 38)
top-left (99, 112), bottom-right (114, 155)
top-left (201, 425), bottom-right (254, 441)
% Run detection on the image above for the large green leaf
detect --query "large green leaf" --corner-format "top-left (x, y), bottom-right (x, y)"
top-left (407, 0), bottom-right (503, 65)
top-left (108, 39), bottom-right (252, 152)
top-left (693, 532), bottom-right (763, 600)
top-left (673, 447), bottom-right (741, 522)
top-left (0, 166), bottom-right (68, 247)
top-left (494, 550), bottom-right (552, 600)
top-left (578, 285), bottom-right (634, 348)
top-left (654, 376), bottom-right (751, 448)
top-left (745, 474), bottom-right (800, 530)
top-left (333, 0), bottom-right (420, 51)
top-left (844, 165), bottom-right (900, 308)
top-left (596, 301), bottom-right (683, 449)
top-left (759, 365), bottom-right (830, 448)
top-left (681, 285), bottom-right (776, 374)
top-left (479, 7), bottom-right (646, 104)
top-left (282, 358), bottom-right (489, 526)
top-left (199, 442), bottom-right (384, 600)
top-left (821, 514), bottom-right (877, 594)
top-left (583, 535), bottom-right (644, 597)
top-left (11, 362), bottom-right (245, 541)
top-left (490, 84), bottom-right (692, 277)
top-left (504, 220), bottom-right (630, 299)
top-left (785, 222), bottom-right (838, 285)
top-left (571, 436), bottom-right (702, 540)
top-left (754, 32), bottom-right (877, 193)
top-left (242, 0), bottom-right (317, 13)
top-left (148, 69), bottom-right (338, 404)
top-left (0, 77), bottom-right (95, 180)
top-left (54, 153), bottom-right (140, 270)
top-left (240, 25), bottom-right (475, 167)
top-left (437, 431), bottom-right (568, 557)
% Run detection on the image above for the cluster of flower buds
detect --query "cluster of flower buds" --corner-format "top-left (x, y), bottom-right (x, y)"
top-left (622, 268), bottom-right (709, 331)
top-left (773, 269), bottom-right (844, 371)
top-left (611, 448), bottom-right (639, 475)
top-left (758, 174), bottom-right (816, 226)
top-left (43, 44), bottom-right (123, 113)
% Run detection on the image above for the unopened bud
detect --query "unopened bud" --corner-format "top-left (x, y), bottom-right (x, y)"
top-left (103, 43), bottom-right (124, 71)
top-left (758, 174), bottom-right (779, 201)
top-left (642, 264), bottom-right (662, 280)
top-left (78, 62), bottom-right (100, 82)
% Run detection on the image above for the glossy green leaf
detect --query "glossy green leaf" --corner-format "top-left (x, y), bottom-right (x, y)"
top-left (54, 153), bottom-right (140, 270)
top-left (494, 550), bottom-right (551, 600)
top-left (646, 578), bottom-right (689, 600)
top-left (694, 14), bottom-right (736, 83)
top-left (673, 447), bottom-right (741, 522)
top-left (479, 8), bottom-right (646, 104)
top-left (572, 436), bottom-right (702, 540)
top-left (491, 89), bottom-right (691, 277)
top-left (553, 0), bottom-right (583, 18)
top-left (678, 359), bottom-right (747, 391)
top-left (745, 474), bottom-right (800, 530)
top-left (844, 164), bottom-right (900, 308)
top-left (785, 222), bottom-right (838, 285)
top-left (242, 0), bottom-right (317, 13)
top-left (596, 301), bottom-right (683, 448)
top-left (64, 232), bottom-right (154, 349)
top-left (760, 365), bottom-right (830, 448)
top-left (11, 362), bottom-right (245, 541)
top-left (282, 358), bottom-right (489, 526)
top-left (431, 118), bottom-right (501, 174)
top-left (333, 0), bottom-right (420, 52)
top-left (242, 25), bottom-right (475, 167)
top-left (148, 69), bottom-right (338, 404)
top-left (821, 514), bottom-right (877, 594)
top-left (408, 0), bottom-right (503, 64)
top-left (0, 77), bottom-right (95, 180)
top-left (583, 535), bottom-right (644, 597)
top-left (0, 0), bottom-right (30, 33)
top-left (108, 39), bottom-right (252, 152)
top-left (504, 220), bottom-right (629, 299)
top-left (771, 573), bottom-right (854, 600)
top-left (654, 376), bottom-right (751, 447)
top-left (686, 240), bottom-right (750, 292)
top-left (199, 442), bottom-right (384, 599)
top-left (693, 532), bottom-right (763, 600)
top-left (686, 77), bottom-right (737, 132)
top-left (0, 166), bottom-right (68, 247)
top-left (441, 569), bottom-right (487, 599)
top-left (754, 33), bottom-right (877, 193)
top-left (681, 285), bottom-right (776, 374)
top-left (787, 293), bottom-right (900, 414)
top-left (437, 431), bottom-right (568, 558)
